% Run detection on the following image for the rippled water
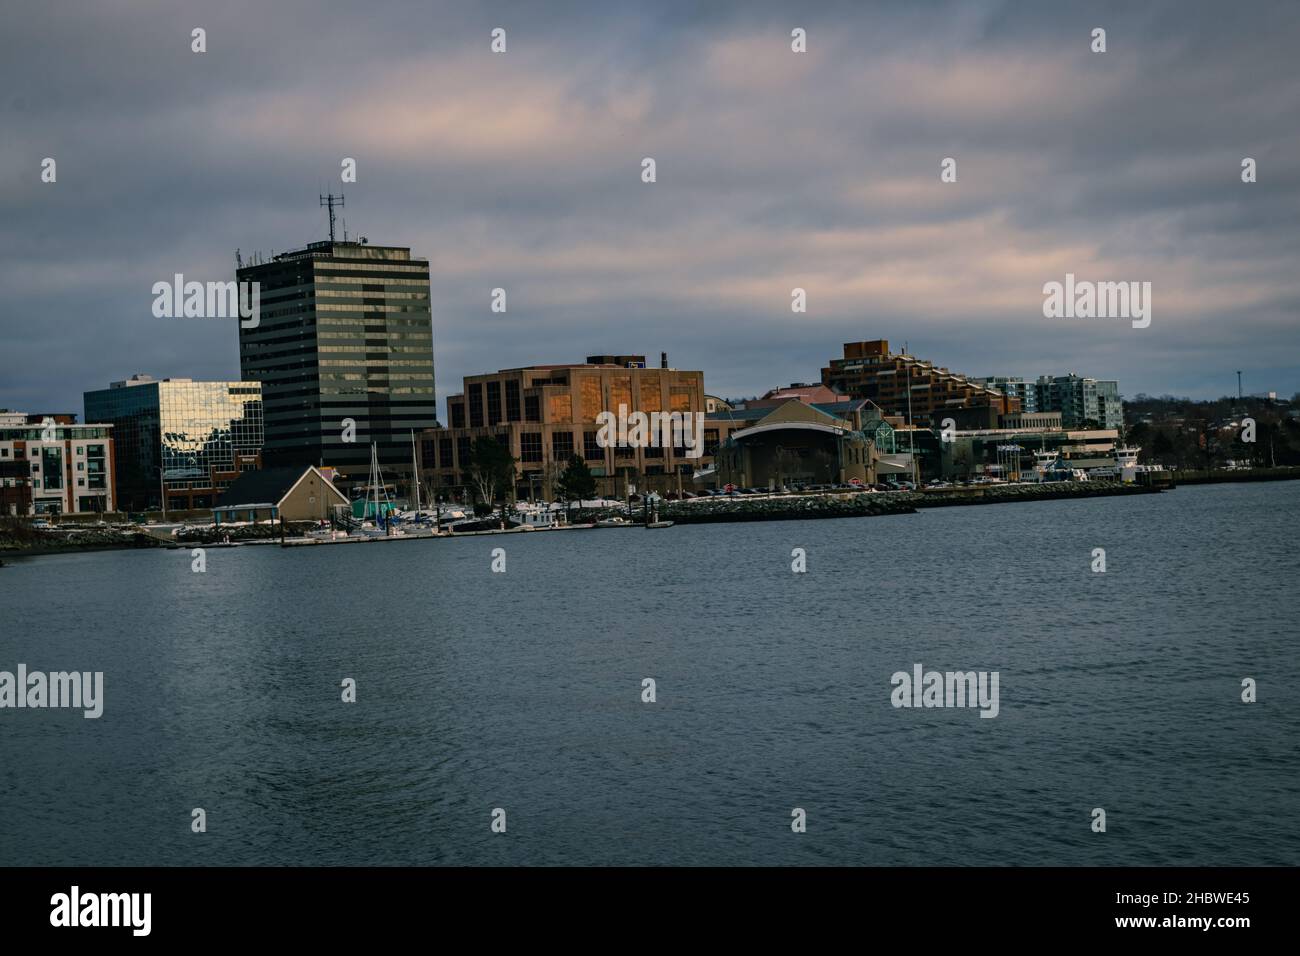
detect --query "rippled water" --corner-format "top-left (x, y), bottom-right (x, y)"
top-left (1, 482), bottom-right (1297, 865)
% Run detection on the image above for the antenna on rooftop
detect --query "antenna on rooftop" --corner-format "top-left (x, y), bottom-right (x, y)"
top-left (235, 248), bottom-right (242, 269)
top-left (320, 192), bottom-right (345, 243)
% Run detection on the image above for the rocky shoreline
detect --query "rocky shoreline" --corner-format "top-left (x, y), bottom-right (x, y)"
top-left (0, 525), bottom-right (162, 558)
top-left (908, 480), bottom-right (1160, 509)
top-left (1, 481), bottom-right (1164, 558)
top-left (580, 480), bottom-right (1159, 526)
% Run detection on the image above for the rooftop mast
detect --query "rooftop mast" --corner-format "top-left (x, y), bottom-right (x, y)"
top-left (319, 193), bottom-right (345, 243)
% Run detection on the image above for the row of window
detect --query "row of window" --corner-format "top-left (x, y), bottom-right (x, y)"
top-left (421, 431), bottom-right (707, 469)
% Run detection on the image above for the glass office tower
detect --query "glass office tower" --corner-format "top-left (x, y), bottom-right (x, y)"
top-left (236, 240), bottom-right (437, 480)
top-left (84, 376), bottom-right (264, 511)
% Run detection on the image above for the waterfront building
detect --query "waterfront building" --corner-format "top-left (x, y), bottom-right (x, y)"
top-left (0, 411), bottom-right (115, 515)
top-left (757, 382), bottom-right (853, 406)
top-left (973, 376), bottom-right (1038, 413)
top-left (83, 375), bottom-right (262, 512)
top-left (1001, 411), bottom-right (1063, 430)
top-left (236, 239), bottom-right (436, 480)
top-left (712, 398), bottom-right (909, 488)
top-left (213, 465), bottom-right (349, 525)
top-left (1033, 374), bottom-right (1122, 429)
top-left (821, 340), bottom-right (1019, 423)
top-left (422, 353), bottom-right (709, 500)
top-left (939, 424), bottom-right (1122, 480)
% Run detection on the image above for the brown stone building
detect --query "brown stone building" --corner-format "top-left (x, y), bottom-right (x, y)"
top-left (421, 354), bottom-right (717, 500)
top-left (821, 340), bottom-right (1019, 424)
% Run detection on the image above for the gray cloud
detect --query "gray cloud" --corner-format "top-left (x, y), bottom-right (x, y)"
top-left (1, 0), bottom-right (1297, 417)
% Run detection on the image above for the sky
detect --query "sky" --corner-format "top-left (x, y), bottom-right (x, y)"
top-left (2, 0), bottom-right (1298, 421)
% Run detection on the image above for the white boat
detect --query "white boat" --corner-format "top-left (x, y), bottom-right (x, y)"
top-left (512, 504), bottom-right (564, 530)
top-left (646, 520), bottom-right (674, 529)
top-left (596, 516), bottom-right (632, 528)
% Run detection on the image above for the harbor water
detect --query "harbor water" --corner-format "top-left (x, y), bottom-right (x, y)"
top-left (0, 481), bottom-right (1297, 865)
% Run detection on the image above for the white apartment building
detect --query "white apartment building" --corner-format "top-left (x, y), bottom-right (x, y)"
top-left (0, 411), bottom-right (116, 515)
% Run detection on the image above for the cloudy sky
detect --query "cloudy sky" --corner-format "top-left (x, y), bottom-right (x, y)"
top-left (2, 0), bottom-right (1298, 420)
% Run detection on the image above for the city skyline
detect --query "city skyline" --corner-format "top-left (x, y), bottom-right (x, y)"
top-left (3, 0), bottom-right (1299, 417)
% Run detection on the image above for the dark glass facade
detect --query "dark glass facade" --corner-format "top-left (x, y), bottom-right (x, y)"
top-left (236, 240), bottom-right (436, 479)
top-left (84, 379), bottom-right (264, 511)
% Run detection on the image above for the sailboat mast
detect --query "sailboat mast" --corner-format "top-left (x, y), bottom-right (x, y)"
top-left (410, 429), bottom-right (420, 513)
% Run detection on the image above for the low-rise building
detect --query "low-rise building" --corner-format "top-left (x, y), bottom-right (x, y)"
top-left (822, 340), bottom-right (1019, 422)
top-left (421, 353), bottom-right (714, 500)
top-left (213, 465), bottom-right (348, 525)
top-left (0, 412), bottom-right (116, 515)
top-left (939, 425), bottom-right (1122, 480)
top-left (84, 375), bottom-right (264, 512)
top-left (1034, 374), bottom-right (1122, 429)
top-left (712, 398), bottom-right (907, 488)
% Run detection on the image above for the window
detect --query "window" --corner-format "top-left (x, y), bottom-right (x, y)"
top-left (640, 374), bottom-right (662, 412)
top-left (41, 447), bottom-right (63, 489)
top-left (505, 380), bottom-right (521, 422)
top-left (579, 376), bottom-right (602, 421)
top-left (486, 381), bottom-right (502, 425)
top-left (521, 433), bottom-right (543, 463)
top-left (584, 431), bottom-right (603, 461)
top-left (524, 394), bottom-right (540, 422)
top-left (439, 437), bottom-right (453, 469)
top-left (468, 383), bottom-right (484, 428)
top-left (551, 431), bottom-right (574, 461)
top-left (547, 394), bottom-right (572, 424)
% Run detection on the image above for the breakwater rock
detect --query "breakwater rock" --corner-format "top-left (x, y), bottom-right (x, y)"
top-left (575, 481), bottom-right (1160, 527)
top-left (0, 523), bottom-right (162, 555)
top-left (909, 480), bottom-right (1159, 509)
top-left (663, 494), bottom-right (916, 524)
top-left (175, 523), bottom-right (316, 544)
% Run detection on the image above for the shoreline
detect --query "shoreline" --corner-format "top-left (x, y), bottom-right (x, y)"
top-left (0, 475), bottom-right (1288, 560)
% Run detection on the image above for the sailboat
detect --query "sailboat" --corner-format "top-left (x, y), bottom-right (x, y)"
top-left (356, 443), bottom-right (405, 538)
